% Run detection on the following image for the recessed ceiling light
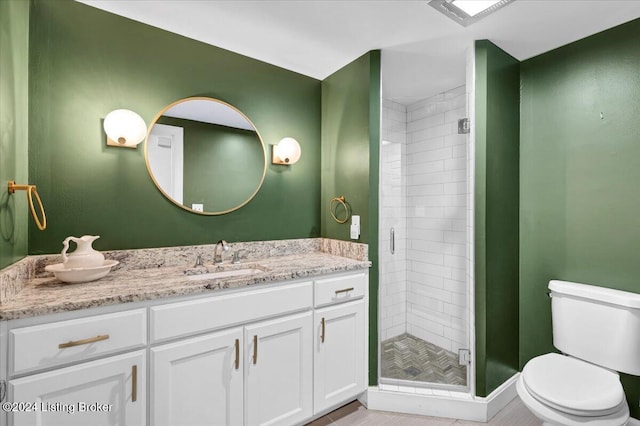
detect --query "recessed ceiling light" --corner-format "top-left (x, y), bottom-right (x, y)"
top-left (453, 1), bottom-right (501, 16)
top-left (428, 0), bottom-right (515, 27)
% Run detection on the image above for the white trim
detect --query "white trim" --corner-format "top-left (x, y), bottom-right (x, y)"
top-left (486, 373), bottom-right (519, 420)
top-left (365, 373), bottom-right (519, 422)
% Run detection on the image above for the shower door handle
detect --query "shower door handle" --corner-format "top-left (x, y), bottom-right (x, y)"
top-left (390, 228), bottom-right (395, 254)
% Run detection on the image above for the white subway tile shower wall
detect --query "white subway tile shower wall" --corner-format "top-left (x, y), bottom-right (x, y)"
top-left (405, 86), bottom-right (468, 353)
top-left (380, 99), bottom-right (407, 341)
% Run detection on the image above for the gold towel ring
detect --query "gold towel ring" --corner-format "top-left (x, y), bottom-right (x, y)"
top-left (8, 180), bottom-right (47, 230)
top-left (330, 196), bottom-right (351, 224)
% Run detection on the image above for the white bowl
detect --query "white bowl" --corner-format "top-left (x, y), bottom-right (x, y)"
top-left (45, 260), bottom-right (119, 284)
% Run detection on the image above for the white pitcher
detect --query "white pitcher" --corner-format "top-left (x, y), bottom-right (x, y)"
top-left (61, 235), bottom-right (105, 269)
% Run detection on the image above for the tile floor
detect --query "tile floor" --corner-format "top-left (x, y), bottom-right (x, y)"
top-left (381, 333), bottom-right (467, 386)
top-left (306, 397), bottom-right (541, 426)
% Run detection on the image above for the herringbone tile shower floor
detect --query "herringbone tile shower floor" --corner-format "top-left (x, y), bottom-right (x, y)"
top-left (381, 333), bottom-right (467, 386)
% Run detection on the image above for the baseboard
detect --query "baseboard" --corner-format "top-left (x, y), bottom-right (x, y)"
top-left (485, 373), bottom-right (520, 420)
top-left (365, 373), bottom-right (519, 422)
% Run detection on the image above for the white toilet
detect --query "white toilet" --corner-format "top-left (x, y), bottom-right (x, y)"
top-left (517, 280), bottom-right (640, 426)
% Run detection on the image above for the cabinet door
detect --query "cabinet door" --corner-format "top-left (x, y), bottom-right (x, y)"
top-left (151, 328), bottom-right (243, 426)
top-left (9, 350), bottom-right (145, 426)
top-left (314, 300), bottom-right (366, 414)
top-left (245, 311), bottom-right (312, 426)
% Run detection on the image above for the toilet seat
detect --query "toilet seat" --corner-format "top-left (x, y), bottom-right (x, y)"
top-left (522, 353), bottom-right (625, 417)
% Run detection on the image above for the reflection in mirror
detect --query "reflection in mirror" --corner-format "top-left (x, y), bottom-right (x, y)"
top-left (145, 98), bottom-right (267, 215)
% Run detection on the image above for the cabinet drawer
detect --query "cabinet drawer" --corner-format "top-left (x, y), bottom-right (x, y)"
top-left (150, 281), bottom-right (313, 342)
top-left (10, 350), bottom-right (146, 426)
top-left (314, 273), bottom-right (366, 307)
top-left (10, 309), bottom-right (146, 376)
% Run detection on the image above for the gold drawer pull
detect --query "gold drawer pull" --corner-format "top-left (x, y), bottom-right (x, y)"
top-left (321, 317), bottom-right (326, 343)
top-left (132, 365), bottom-right (137, 402)
top-left (234, 339), bottom-right (240, 370)
top-left (335, 287), bottom-right (354, 295)
top-left (253, 335), bottom-right (258, 365)
top-left (58, 334), bottom-right (109, 349)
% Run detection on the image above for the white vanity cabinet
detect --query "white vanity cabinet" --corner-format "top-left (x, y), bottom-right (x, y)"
top-left (6, 309), bottom-right (148, 426)
top-left (313, 301), bottom-right (365, 414)
top-left (150, 280), bottom-right (314, 426)
top-left (245, 311), bottom-right (313, 426)
top-left (10, 351), bottom-right (145, 426)
top-left (3, 269), bottom-right (368, 426)
top-left (313, 273), bottom-right (367, 415)
top-left (151, 312), bottom-right (313, 426)
top-left (1, 322), bottom-right (8, 426)
top-left (151, 328), bottom-right (244, 426)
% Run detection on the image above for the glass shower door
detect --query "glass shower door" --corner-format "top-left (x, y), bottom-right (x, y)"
top-left (379, 87), bottom-right (471, 390)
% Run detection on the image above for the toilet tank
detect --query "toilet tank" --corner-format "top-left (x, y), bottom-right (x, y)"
top-left (549, 280), bottom-right (640, 376)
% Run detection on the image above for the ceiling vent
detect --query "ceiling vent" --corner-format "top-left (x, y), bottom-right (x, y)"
top-left (428, 0), bottom-right (516, 27)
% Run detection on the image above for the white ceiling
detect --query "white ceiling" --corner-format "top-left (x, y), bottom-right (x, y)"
top-left (79, 0), bottom-right (640, 104)
top-left (164, 100), bottom-right (255, 130)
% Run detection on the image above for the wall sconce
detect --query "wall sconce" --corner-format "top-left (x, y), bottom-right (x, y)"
top-left (272, 137), bottom-right (301, 165)
top-left (104, 109), bottom-right (147, 148)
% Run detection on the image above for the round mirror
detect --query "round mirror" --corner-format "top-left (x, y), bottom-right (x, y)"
top-left (145, 97), bottom-right (267, 215)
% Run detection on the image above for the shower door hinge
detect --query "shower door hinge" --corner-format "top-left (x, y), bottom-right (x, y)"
top-left (458, 349), bottom-right (471, 366)
top-left (458, 118), bottom-right (470, 134)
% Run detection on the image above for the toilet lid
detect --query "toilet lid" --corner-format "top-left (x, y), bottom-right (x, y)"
top-left (522, 353), bottom-right (625, 416)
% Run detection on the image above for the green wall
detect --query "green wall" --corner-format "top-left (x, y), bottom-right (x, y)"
top-left (520, 18), bottom-right (640, 416)
top-left (156, 116), bottom-right (264, 212)
top-left (28, 0), bottom-right (321, 254)
top-left (367, 53), bottom-right (381, 386)
top-left (320, 51), bottom-right (380, 384)
top-left (320, 52), bottom-right (374, 243)
top-left (0, 0), bottom-right (30, 269)
top-left (474, 40), bottom-right (520, 397)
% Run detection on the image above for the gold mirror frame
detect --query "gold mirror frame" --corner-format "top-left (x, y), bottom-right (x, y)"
top-left (144, 97), bottom-right (267, 215)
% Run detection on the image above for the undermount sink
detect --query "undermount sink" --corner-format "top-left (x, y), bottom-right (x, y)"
top-left (186, 265), bottom-right (267, 281)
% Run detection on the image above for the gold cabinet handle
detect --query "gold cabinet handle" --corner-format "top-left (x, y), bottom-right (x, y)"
top-left (335, 287), bottom-right (354, 295)
top-left (321, 317), bottom-right (326, 343)
top-left (252, 335), bottom-right (258, 365)
top-left (58, 334), bottom-right (109, 349)
top-left (234, 339), bottom-right (240, 370)
top-left (131, 365), bottom-right (137, 402)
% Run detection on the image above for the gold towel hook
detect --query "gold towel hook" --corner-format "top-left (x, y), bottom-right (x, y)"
top-left (7, 180), bottom-right (47, 231)
top-left (329, 195), bottom-right (351, 224)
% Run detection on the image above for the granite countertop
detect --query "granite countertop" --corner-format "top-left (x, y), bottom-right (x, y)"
top-left (0, 239), bottom-right (370, 320)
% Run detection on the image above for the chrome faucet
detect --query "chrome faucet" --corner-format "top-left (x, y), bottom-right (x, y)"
top-left (214, 240), bottom-right (229, 264)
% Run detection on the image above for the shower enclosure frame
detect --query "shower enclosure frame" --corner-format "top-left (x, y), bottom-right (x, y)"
top-left (376, 46), bottom-right (477, 398)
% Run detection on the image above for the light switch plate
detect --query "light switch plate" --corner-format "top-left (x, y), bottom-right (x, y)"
top-left (350, 225), bottom-right (359, 239)
top-left (350, 215), bottom-right (361, 239)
